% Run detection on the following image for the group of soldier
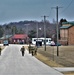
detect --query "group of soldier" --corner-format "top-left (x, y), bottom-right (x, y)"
top-left (0, 45), bottom-right (37, 56)
top-left (20, 45), bottom-right (37, 56)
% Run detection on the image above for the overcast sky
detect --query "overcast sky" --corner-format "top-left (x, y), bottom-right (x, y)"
top-left (0, 0), bottom-right (74, 24)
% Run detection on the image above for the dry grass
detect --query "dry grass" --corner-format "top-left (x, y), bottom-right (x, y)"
top-left (35, 53), bottom-right (63, 67)
top-left (63, 71), bottom-right (74, 75)
top-left (36, 46), bottom-right (74, 67)
top-left (34, 46), bottom-right (74, 75)
top-left (1, 46), bottom-right (5, 50)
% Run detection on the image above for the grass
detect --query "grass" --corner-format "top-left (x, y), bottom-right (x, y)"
top-left (0, 46), bottom-right (5, 51)
top-left (63, 72), bottom-right (74, 75)
top-left (35, 53), bottom-right (63, 67)
top-left (34, 46), bottom-right (74, 75)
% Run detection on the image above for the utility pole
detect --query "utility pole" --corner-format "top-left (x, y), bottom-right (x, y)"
top-left (37, 22), bottom-right (38, 40)
top-left (52, 6), bottom-right (62, 56)
top-left (36, 22), bottom-right (39, 47)
top-left (42, 15), bottom-right (49, 51)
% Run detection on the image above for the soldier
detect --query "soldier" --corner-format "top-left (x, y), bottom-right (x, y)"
top-left (28, 43), bottom-right (31, 54)
top-left (32, 50), bottom-right (34, 56)
top-left (35, 47), bottom-right (37, 55)
top-left (20, 46), bottom-right (25, 56)
top-left (0, 46), bottom-right (2, 55)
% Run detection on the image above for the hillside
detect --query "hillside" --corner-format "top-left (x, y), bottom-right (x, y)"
top-left (0, 20), bottom-right (57, 39)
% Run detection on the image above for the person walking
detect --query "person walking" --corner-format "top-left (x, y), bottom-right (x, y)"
top-left (20, 46), bottom-right (25, 56)
top-left (0, 46), bottom-right (2, 55)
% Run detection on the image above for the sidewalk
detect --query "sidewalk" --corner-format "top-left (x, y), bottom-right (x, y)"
top-left (54, 67), bottom-right (74, 72)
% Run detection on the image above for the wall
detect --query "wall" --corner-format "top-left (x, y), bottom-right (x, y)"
top-left (68, 26), bottom-right (74, 45)
top-left (60, 29), bottom-right (68, 45)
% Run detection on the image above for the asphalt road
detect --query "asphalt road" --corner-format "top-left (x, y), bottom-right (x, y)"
top-left (0, 44), bottom-right (63, 75)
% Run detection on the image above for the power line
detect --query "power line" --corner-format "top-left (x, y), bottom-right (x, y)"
top-left (49, 8), bottom-right (52, 17)
top-left (60, 0), bottom-right (73, 13)
top-left (48, 9), bottom-right (53, 22)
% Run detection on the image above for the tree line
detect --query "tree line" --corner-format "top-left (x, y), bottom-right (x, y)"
top-left (0, 19), bottom-right (67, 41)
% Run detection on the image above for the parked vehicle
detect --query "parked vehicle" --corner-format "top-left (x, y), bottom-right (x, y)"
top-left (32, 38), bottom-right (52, 45)
top-left (51, 42), bottom-right (61, 46)
top-left (3, 40), bottom-right (9, 46)
top-left (55, 43), bottom-right (61, 46)
top-left (50, 41), bottom-right (55, 46)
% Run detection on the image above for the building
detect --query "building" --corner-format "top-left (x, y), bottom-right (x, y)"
top-left (12, 34), bottom-right (29, 44)
top-left (0, 35), bottom-right (12, 44)
top-left (59, 22), bottom-right (74, 45)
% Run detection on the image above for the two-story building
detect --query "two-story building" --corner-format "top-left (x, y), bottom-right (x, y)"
top-left (59, 22), bottom-right (74, 45)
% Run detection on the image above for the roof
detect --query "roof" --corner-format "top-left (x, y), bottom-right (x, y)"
top-left (62, 21), bottom-right (74, 25)
top-left (0, 35), bottom-right (12, 40)
top-left (12, 34), bottom-right (28, 39)
top-left (60, 21), bottom-right (74, 29)
top-left (60, 25), bottom-right (72, 29)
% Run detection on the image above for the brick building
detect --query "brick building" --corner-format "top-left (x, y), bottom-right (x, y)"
top-left (12, 34), bottom-right (29, 44)
top-left (59, 22), bottom-right (74, 45)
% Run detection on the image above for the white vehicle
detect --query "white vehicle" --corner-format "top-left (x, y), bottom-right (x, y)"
top-left (32, 38), bottom-right (52, 45)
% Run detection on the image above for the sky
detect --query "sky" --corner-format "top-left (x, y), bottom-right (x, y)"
top-left (0, 0), bottom-right (74, 24)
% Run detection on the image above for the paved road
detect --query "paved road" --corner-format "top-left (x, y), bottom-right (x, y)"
top-left (0, 44), bottom-right (63, 75)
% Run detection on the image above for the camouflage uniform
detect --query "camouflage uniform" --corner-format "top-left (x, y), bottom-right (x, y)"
top-left (0, 47), bottom-right (2, 55)
top-left (20, 46), bottom-right (25, 56)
